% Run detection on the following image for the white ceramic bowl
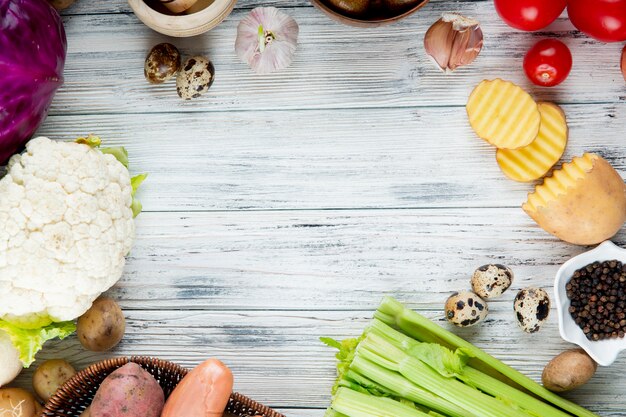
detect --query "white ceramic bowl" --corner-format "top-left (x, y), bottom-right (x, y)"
top-left (555, 240), bottom-right (626, 366)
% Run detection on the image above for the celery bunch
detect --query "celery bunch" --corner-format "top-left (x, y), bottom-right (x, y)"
top-left (322, 297), bottom-right (599, 417)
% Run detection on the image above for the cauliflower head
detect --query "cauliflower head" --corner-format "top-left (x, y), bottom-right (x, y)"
top-left (0, 137), bottom-right (135, 327)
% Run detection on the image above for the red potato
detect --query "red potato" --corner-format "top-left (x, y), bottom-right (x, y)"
top-left (90, 363), bottom-right (164, 417)
top-left (161, 359), bottom-right (234, 417)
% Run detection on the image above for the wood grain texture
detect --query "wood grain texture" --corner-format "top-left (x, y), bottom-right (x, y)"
top-left (56, 209), bottom-right (626, 312)
top-left (37, 103), bottom-right (626, 211)
top-left (50, 3), bottom-right (625, 117)
top-left (6, 1), bottom-right (626, 416)
top-left (13, 309), bottom-right (626, 415)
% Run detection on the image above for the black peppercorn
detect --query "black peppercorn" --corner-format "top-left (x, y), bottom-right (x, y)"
top-left (567, 260), bottom-right (626, 341)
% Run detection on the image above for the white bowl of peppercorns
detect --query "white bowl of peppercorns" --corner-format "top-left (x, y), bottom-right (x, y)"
top-left (555, 240), bottom-right (626, 366)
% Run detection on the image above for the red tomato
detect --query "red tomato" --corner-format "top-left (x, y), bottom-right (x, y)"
top-left (567, 0), bottom-right (626, 42)
top-left (494, 0), bottom-right (567, 31)
top-left (523, 39), bottom-right (573, 87)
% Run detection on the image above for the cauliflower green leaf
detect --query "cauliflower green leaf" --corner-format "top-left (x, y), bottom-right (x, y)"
top-left (0, 320), bottom-right (76, 367)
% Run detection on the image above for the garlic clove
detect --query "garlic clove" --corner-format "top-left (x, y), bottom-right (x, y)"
top-left (424, 13), bottom-right (483, 73)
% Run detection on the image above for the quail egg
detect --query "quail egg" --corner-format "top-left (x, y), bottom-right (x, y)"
top-left (471, 264), bottom-right (514, 299)
top-left (176, 56), bottom-right (215, 100)
top-left (144, 43), bottom-right (181, 84)
top-left (514, 287), bottom-right (550, 333)
top-left (445, 291), bottom-right (488, 327)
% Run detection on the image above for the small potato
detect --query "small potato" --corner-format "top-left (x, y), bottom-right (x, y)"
top-left (91, 363), bottom-right (164, 417)
top-left (77, 297), bottom-right (125, 352)
top-left (33, 359), bottom-right (76, 401)
top-left (542, 349), bottom-right (597, 392)
top-left (48, 0), bottom-right (76, 10)
top-left (327, 0), bottom-right (370, 16)
top-left (0, 388), bottom-right (39, 417)
top-left (382, 0), bottom-right (421, 13)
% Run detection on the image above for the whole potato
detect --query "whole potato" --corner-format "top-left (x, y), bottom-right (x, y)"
top-left (0, 388), bottom-right (39, 417)
top-left (327, 0), bottom-right (370, 16)
top-left (48, 0), bottom-right (76, 10)
top-left (33, 359), bottom-right (76, 401)
top-left (91, 363), bottom-right (164, 417)
top-left (542, 349), bottom-right (597, 392)
top-left (382, 0), bottom-right (420, 13)
top-left (77, 297), bottom-right (125, 352)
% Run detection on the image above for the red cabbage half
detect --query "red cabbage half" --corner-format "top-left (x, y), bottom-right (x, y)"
top-left (0, 0), bottom-right (67, 164)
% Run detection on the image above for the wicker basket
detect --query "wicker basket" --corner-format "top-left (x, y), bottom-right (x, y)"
top-left (42, 356), bottom-right (286, 417)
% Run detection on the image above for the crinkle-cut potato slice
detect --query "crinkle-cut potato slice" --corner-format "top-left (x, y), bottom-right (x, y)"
top-left (497, 102), bottom-right (568, 182)
top-left (467, 79), bottom-right (540, 149)
top-left (523, 153), bottom-right (626, 245)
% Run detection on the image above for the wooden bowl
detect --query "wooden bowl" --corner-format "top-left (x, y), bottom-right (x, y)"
top-left (42, 356), bottom-right (285, 417)
top-left (309, 0), bottom-right (430, 27)
top-left (128, 0), bottom-right (237, 37)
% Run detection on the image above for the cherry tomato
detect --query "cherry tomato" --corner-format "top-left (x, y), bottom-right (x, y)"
top-left (494, 0), bottom-right (567, 31)
top-left (523, 39), bottom-right (572, 87)
top-left (567, 0), bottom-right (626, 43)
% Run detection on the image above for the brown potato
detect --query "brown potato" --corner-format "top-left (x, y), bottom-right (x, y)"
top-left (48, 0), bottom-right (76, 10)
top-left (542, 349), bottom-right (597, 392)
top-left (77, 297), bottom-right (126, 352)
top-left (0, 388), bottom-right (39, 417)
top-left (382, 0), bottom-right (421, 13)
top-left (327, 0), bottom-right (370, 16)
top-left (33, 359), bottom-right (76, 401)
top-left (80, 405), bottom-right (91, 417)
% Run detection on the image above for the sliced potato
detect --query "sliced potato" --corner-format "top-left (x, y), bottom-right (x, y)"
top-left (523, 153), bottom-right (626, 245)
top-left (497, 102), bottom-right (568, 182)
top-left (467, 79), bottom-right (540, 149)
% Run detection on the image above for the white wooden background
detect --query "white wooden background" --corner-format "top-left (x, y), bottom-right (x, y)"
top-left (12, 0), bottom-right (626, 415)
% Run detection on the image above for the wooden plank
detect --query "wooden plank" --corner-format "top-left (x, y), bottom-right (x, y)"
top-left (37, 103), bottom-right (626, 211)
top-left (49, 208), bottom-right (621, 312)
top-left (12, 310), bottom-right (626, 414)
top-left (51, 5), bottom-right (625, 117)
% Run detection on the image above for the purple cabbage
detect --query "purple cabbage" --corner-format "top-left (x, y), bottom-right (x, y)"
top-left (0, 0), bottom-right (66, 164)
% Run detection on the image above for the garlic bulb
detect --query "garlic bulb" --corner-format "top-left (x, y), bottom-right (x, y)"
top-left (235, 7), bottom-right (299, 75)
top-left (424, 13), bottom-right (483, 73)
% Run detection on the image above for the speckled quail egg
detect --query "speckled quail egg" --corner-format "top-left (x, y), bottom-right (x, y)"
top-left (176, 56), bottom-right (215, 100)
top-left (445, 291), bottom-right (488, 327)
top-left (514, 287), bottom-right (550, 333)
top-left (471, 264), bottom-right (514, 299)
top-left (144, 43), bottom-right (181, 84)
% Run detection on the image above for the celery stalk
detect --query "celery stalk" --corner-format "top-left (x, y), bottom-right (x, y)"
top-left (358, 334), bottom-right (534, 417)
top-left (375, 297), bottom-right (599, 417)
top-left (325, 408), bottom-right (348, 417)
top-left (332, 387), bottom-right (432, 417)
top-left (459, 367), bottom-right (573, 417)
top-left (349, 355), bottom-right (472, 417)
top-left (367, 318), bottom-right (572, 417)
